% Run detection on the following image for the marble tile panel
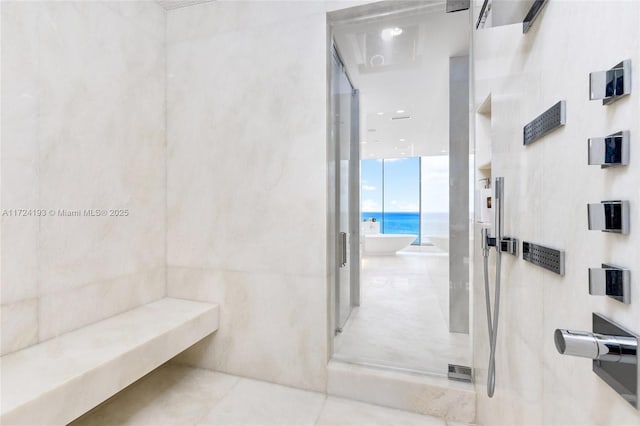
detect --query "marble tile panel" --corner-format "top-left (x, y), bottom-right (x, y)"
top-left (166, 13), bottom-right (327, 278)
top-left (166, 0), bottom-right (334, 44)
top-left (1, 214), bottom-right (39, 305)
top-left (0, 0), bottom-right (167, 298)
top-left (316, 396), bottom-right (445, 426)
top-left (542, 357), bottom-right (640, 426)
top-left (71, 365), bottom-right (239, 426)
top-left (1, 0), bottom-right (40, 304)
top-left (168, 266), bottom-right (327, 392)
top-left (74, 364), bottom-right (452, 426)
top-left (102, 0), bottom-right (166, 41)
top-left (38, 1), bottom-right (165, 150)
top-left (197, 377), bottom-right (326, 426)
top-left (0, 298), bottom-right (38, 356)
top-left (327, 361), bottom-right (475, 424)
top-left (39, 267), bottom-right (165, 341)
top-left (37, 140), bottom-right (166, 295)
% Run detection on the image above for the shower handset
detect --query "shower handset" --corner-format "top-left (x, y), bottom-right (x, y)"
top-left (481, 177), bottom-right (518, 257)
top-left (481, 177), bottom-right (518, 398)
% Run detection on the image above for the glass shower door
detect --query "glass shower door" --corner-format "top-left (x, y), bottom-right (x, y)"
top-left (332, 49), bottom-right (359, 332)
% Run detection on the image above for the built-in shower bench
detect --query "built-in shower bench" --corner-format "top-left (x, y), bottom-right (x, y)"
top-left (0, 297), bottom-right (219, 425)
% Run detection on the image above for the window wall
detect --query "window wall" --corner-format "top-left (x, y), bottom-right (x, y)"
top-left (361, 157), bottom-right (420, 245)
top-left (420, 156), bottom-right (449, 242)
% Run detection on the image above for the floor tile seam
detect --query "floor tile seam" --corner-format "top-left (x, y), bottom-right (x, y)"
top-left (190, 374), bottom-right (243, 426)
top-left (312, 393), bottom-right (330, 425)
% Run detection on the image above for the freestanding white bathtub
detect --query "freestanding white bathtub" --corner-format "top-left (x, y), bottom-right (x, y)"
top-left (364, 234), bottom-right (417, 255)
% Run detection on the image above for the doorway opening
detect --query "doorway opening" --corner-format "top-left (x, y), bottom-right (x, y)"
top-left (328, 1), bottom-right (473, 377)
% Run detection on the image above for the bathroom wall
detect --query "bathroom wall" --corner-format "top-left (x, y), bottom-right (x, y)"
top-left (472, 1), bottom-right (640, 424)
top-left (165, 0), bottom-right (367, 392)
top-left (0, 1), bottom-right (166, 355)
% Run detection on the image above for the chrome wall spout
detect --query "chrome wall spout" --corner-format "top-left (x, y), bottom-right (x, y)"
top-left (554, 329), bottom-right (637, 364)
top-left (554, 314), bottom-right (639, 407)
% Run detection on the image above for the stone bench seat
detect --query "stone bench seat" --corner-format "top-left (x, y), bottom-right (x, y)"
top-left (0, 297), bottom-right (219, 425)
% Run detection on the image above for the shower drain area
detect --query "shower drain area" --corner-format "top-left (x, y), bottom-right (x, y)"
top-left (448, 364), bottom-right (473, 382)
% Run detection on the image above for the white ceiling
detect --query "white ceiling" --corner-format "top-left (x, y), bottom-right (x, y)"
top-left (156, 0), bottom-right (214, 10)
top-left (333, 3), bottom-right (470, 159)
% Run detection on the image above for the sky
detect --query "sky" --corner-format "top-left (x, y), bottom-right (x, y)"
top-left (361, 156), bottom-right (449, 213)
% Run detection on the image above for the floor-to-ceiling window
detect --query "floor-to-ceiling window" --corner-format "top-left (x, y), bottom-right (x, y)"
top-left (361, 157), bottom-right (421, 245)
top-left (361, 159), bottom-right (383, 224)
top-left (420, 156), bottom-right (449, 244)
top-left (383, 157), bottom-right (420, 244)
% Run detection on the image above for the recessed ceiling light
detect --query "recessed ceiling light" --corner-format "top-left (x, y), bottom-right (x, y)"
top-left (361, 141), bottom-right (367, 144)
top-left (441, 149), bottom-right (448, 153)
top-left (380, 27), bottom-right (403, 41)
top-left (396, 109), bottom-right (405, 114)
top-left (376, 112), bottom-right (384, 116)
top-left (399, 138), bottom-right (405, 142)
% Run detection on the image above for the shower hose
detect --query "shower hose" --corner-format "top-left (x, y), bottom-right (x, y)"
top-left (482, 241), bottom-right (501, 398)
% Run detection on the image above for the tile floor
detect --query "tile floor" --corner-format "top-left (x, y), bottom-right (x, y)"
top-left (334, 245), bottom-right (471, 375)
top-left (72, 364), bottom-right (466, 426)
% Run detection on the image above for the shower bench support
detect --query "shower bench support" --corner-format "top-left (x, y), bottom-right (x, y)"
top-left (0, 298), bottom-right (219, 425)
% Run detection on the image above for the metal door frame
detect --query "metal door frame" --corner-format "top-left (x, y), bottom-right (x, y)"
top-left (332, 45), bottom-right (360, 333)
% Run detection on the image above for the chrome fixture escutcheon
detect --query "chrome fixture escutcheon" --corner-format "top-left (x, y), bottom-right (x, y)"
top-left (588, 264), bottom-right (631, 304)
top-left (587, 200), bottom-right (630, 234)
top-left (588, 131), bottom-right (630, 168)
top-left (589, 59), bottom-right (631, 105)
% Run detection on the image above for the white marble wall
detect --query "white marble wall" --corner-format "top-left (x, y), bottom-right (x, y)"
top-left (165, 0), bottom-right (367, 392)
top-left (0, 1), bottom-right (166, 354)
top-left (472, 1), bottom-right (640, 424)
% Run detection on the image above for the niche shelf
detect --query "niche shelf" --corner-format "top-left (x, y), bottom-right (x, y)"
top-left (475, 93), bottom-right (493, 224)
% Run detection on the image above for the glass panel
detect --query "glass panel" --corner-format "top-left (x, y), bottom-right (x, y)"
top-left (420, 156), bottom-right (449, 245)
top-left (360, 159), bottom-right (383, 224)
top-left (332, 50), bottom-right (355, 331)
top-left (383, 157), bottom-right (420, 244)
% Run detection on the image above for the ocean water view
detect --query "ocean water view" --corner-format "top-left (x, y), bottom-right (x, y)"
top-left (361, 212), bottom-right (448, 244)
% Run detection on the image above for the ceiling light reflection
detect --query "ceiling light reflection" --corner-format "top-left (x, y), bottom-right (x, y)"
top-left (380, 27), bottom-right (403, 41)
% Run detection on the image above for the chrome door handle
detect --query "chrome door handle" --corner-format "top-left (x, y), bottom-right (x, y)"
top-left (339, 232), bottom-right (347, 267)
